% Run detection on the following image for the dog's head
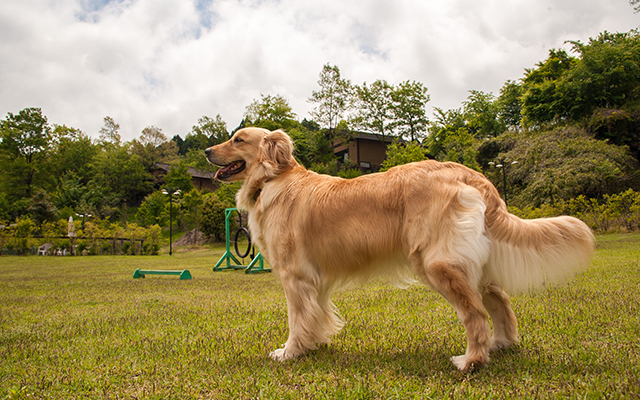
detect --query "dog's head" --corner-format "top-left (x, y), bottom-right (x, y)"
top-left (205, 127), bottom-right (297, 183)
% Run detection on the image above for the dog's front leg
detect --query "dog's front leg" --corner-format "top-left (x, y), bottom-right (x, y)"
top-left (270, 269), bottom-right (322, 361)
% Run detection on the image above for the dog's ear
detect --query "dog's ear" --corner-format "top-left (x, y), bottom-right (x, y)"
top-left (259, 130), bottom-right (297, 175)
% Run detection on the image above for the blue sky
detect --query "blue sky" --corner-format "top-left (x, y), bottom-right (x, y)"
top-left (1, 0), bottom-right (638, 141)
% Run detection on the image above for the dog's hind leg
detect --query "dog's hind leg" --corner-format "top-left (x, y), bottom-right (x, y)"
top-left (316, 284), bottom-right (344, 344)
top-left (270, 269), bottom-right (338, 361)
top-left (482, 283), bottom-right (519, 351)
top-left (424, 261), bottom-right (492, 371)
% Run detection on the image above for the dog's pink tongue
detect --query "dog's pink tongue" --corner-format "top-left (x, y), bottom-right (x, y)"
top-left (214, 166), bottom-right (229, 180)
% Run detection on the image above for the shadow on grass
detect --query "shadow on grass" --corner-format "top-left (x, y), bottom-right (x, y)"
top-left (311, 343), bottom-right (528, 375)
top-left (238, 339), bottom-right (533, 381)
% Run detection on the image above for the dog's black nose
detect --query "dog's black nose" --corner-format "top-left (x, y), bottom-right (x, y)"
top-left (204, 148), bottom-right (211, 156)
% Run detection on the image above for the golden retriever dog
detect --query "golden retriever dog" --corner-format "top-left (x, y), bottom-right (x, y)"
top-left (205, 127), bottom-right (594, 371)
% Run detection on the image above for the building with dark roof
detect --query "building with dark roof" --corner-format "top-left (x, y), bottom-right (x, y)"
top-left (153, 163), bottom-right (219, 192)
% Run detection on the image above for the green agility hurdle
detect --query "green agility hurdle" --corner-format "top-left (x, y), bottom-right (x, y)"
top-left (133, 269), bottom-right (192, 280)
top-left (213, 208), bottom-right (270, 274)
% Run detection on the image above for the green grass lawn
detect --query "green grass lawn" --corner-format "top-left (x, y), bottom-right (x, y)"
top-left (1, 234), bottom-right (639, 399)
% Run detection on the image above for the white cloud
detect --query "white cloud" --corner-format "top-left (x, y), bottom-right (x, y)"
top-left (0, 0), bottom-right (638, 141)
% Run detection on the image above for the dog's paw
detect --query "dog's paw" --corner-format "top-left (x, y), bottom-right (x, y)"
top-left (270, 348), bottom-right (294, 361)
top-left (489, 337), bottom-right (519, 352)
top-left (489, 337), bottom-right (519, 351)
top-left (450, 355), bottom-right (487, 372)
top-left (450, 355), bottom-right (468, 371)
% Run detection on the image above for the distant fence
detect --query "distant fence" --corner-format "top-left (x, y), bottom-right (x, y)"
top-left (1, 236), bottom-right (146, 256)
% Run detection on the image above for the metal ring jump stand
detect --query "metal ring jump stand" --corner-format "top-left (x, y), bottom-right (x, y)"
top-left (213, 208), bottom-right (270, 274)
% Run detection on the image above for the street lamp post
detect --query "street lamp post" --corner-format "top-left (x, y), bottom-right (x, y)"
top-left (488, 159), bottom-right (517, 208)
top-left (162, 188), bottom-right (181, 256)
top-left (75, 213), bottom-right (92, 230)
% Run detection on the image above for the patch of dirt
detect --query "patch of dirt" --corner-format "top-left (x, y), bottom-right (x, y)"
top-left (174, 229), bottom-right (208, 246)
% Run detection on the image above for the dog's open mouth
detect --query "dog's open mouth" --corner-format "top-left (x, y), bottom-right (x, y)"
top-left (214, 160), bottom-right (246, 180)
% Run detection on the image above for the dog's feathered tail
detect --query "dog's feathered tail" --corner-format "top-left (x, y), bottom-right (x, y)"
top-left (477, 181), bottom-right (595, 295)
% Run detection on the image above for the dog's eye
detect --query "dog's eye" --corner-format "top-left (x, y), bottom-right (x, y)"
top-left (233, 137), bottom-right (243, 143)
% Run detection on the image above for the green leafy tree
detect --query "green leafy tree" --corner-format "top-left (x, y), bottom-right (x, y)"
top-left (310, 159), bottom-right (339, 176)
top-left (182, 131), bottom-right (210, 155)
top-left (390, 80), bottom-right (430, 142)
top-left (184, 146), bottom-right (217, 179)
top-left (608, 189), bottom-right (640, 230)
top-left (287, 127), bottom-right (334, 168)
top-left (426, 107), bottom-right (467, 159)
top-left (588, 108), bottom-right (639, 159)
top-left (180, 115), bottom-right (228, 156)
top-left (90, 145), bottom-right (153, 207)
top-left (136, 190), bottom-right (168, 226)
top-left (0, 107), bottom-right (52, 200)
top-left (426, 101), bottom-right (484, 171)
top-left (214, 181), bottom-right (242, 206)
top-left (352, 80), bottom-right (395, 137)
top-left (463, 90), bottom-right (506, 139)
top-left (245, 94), bottom-right (297, 128)
top-left (0, 192), bottom-right (11, 221)
top-left (496, 80), bottom-right (523, 129)
top-left (139, 125), bottom-right (167, 148)
top-left (521, 49), bottom-right (576, 126)
top-left (49, 125), bottom-right (99, 185)
top-left (301, 118), bottom-right (320, 132)
top-left (380, 141), bottom-right (428, 171)
top-left (200, 194), bottom-right (233, 242)
top-left (164, 163), bottom-right (195, 193)
top-left (28, 189), bottom-right (58, 225)
top-left (440, 128), bottom-right (481, 171)
top-left (559, 32), bottom-right (640, 120)
top-left (159, 192), bottom-right (182, 231)
top-left (192, 115), bottom-right (229, 146)
top-left (52, 171), bottom-right (102, 211)
top-left (171, 134), bottom-right (186, 155)
top-left (130, 126), bottom-right (179, 171)
top-left (521, 31), bottom-right (640, 127)
top-left (181, 188), bottom-right (204, 233)
top-left (10, 215), bottom-right (36, 251)
top-left (308, 64), bottom-right (353, 138)
top-left (98, 116), bottom-right (122, 148)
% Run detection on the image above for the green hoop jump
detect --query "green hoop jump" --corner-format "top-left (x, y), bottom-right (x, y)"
top-left (213, 208), bottom-right (270, 274)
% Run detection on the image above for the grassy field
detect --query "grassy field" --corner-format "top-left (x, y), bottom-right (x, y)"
top-left (1, 234), bottom-right (639, 399)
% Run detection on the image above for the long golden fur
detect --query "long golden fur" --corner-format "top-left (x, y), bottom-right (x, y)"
top-left (205, 127), bottom-right (595, 371)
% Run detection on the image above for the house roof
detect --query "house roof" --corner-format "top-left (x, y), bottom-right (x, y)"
top-left (350, 132), bottom-right (402, 143)
top-left (332, 131), bottom-right (403, 149)
top-left (153, 162), bottom-right (215, 179)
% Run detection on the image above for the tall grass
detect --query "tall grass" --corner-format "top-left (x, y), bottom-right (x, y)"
top-left (1, 235), bottom-right (639, 399)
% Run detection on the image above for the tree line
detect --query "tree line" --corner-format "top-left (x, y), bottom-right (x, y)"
top-left (1, 28), bottom-right (640, 242)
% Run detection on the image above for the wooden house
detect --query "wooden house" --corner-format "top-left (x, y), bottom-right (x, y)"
top-left (153, 163), bottom-right (219, 192)
top-left (333, 132), bottom-right (398, 172)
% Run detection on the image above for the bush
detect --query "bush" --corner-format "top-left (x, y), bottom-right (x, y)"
top-left (200, 194), bottom-right (233, 242)
top-left (1, 216), bottom-right (162, 256)
top-left (143, 242), bottom-right (160, 255)
top-left (337, 168), bottom-right (363, 179)
top-left (136, 190), bottom-right (168, 226)
top-left (380, 141), bottom-right (428, 172)
top-left (510, 189), bottom-right (640, 232)
top-left (503, 127), bottom-right (635, 207)
top-left (0, 216), bottom-right (36, 254)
